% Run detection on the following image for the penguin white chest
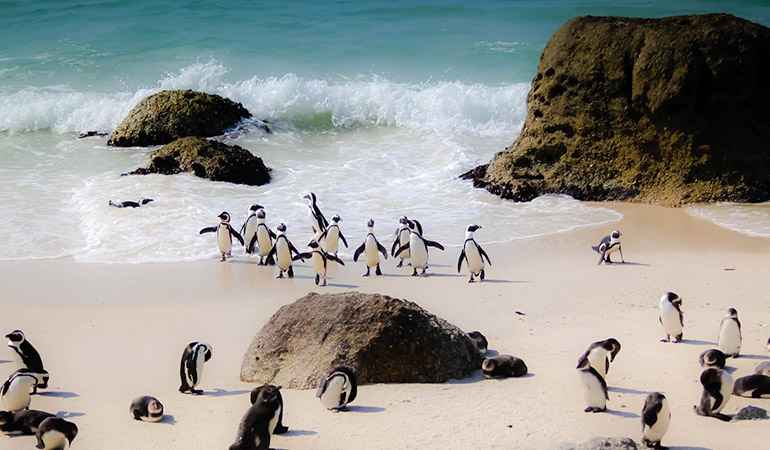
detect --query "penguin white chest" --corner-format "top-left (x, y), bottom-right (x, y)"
top-left (217, 224), bottom-right (232, 254)
top-left (659, 301), bottom-right (682, 336)
top-left (579, 370), bottom-right (606, 409)
top-left (8, 344), bottom-right (23, 367)
top-left (365, 235), bottom-right (379, 268)
top-left (312, 251), bottom-right (327, 277)
top-left (256, 226), bottom-right (272, 256)
top-left (244, 219), bottom-right (258, 244)
top-left (397, 230), bottom-right (410, 259)
top-left (325, 227), bottom-right (340, 253)
top-left (718, 320), bottom-right (741, 356)
top-left (275, 239), bottom-right (292, 270)
top-left (320, 376), bottom-right (347, 410)
top-left (410, 236), bottom-right (429, 268)
top-left (40, 430), bottom-right (68, 450)
top-left (2, 376), bottom-right (35, 412)
top-left (643, 398), bottom-right (670, 443)
top-left (586, 347), bottom-right (609, 379)
top-left (269, 404), bottom-right (281, 434)
top-left (465, 241), bottom-right (485, 275)
top-left (713, 371), bottom-right (734, 413)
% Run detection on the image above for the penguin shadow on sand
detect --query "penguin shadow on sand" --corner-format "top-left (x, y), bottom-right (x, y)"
top-left (734, 353), bottom-right (770, 361)
top-left (0, 359), bottom-right (11, 364)
top-left (676, 338), bottom-right (713, 346)
top-left (38, 390), bottom-right (79, 399)
top-left (157, 414), bottom-right (177, 425)
top-left (55, 411), bottom-right (85, 419)
top-left (280, 429), bottom-right (317, 437)
top-left (607, 386), bottom-right (654, 396)
top-left (603, 408), bottom-right (639, 419)
top-left (206, 388), bottom-right (251, 398)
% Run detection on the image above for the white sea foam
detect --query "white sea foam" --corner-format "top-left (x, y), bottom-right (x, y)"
top-left (685, 202), bottom-right (770, 239)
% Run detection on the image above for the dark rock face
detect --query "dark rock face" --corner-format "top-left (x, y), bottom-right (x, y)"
top-left (468, 14), bottom-right (770, 206)
top-left (240, 292), bottom-right (483, 389)
top-left (129, 136), bottom-right (271, 186)
top-left (108, 90), bottom-right (252, 147)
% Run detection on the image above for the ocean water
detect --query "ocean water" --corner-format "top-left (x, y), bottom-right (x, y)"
top-left (2, 1), bottom-right (768, 263)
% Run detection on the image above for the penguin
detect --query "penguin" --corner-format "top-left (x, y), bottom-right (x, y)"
top-left (1, 371), bottom-right (37, 412)
top-left (293, 240), bottom-right (345, 287)
top-left (393, 219), bottom-right (444, 276)
top-left (641, 392), bottom-right (671, 450)
top-left (34, 417), bottom-right (78, 450)
top-left (755, 361), bottom-right (770, 377)
top-left (658, 292), bottom-right (683, 343)
top-left (239, 203), bottom-right (262, 254)
top-left (108, 198), bottom-right (153, 208)
top-left (766, 336), bottom-right (770, 353)
top-left (353, 219), bottom-right (388, 276)
top-left (303, 192), bottom-right (328, 238)
top-left (391, 216), bottom-right (411, 267)
top-left (266, 223), bottom-right (302, 278)
top-left (733, 374), bottom-right (770, 398)
top-left (199, 211), bottom-right (244, 262)
top-left (130, 395), bottom-right (164, 422)
top-left (577, 356), bottom-right (608, 413)
top-left (229, 385), bottom-right (283, 450)
top-left (250, 384), bottom-right (288, 434)
top-left (457, 224), bottom-right (492, 282)
top-left (717, 308), bottom-right (741, 358)
top-left (0, 409), bottom-right (54, 435)
top-left (698, 349), bottom-right (726, 369)
top-left (694, 367), bottom-right (733, 421)
top-left (592, 230), bottom-right (624, 265)
top-left (178, 342), bottom-right (212, 395)
top-left (577, 338), bottom-right (621, 380)
top-left (316, 366), bottom-right (357, 411)
top-left (8, 368), bottom-right (49, 395)
top-left (468, 331), bottom-right (488, 355)
top-left (482, 355), bottom-right (528, 378)
top-left (318, 214), bottom-right (348, 257)
top-left (6, 330), bottom-right (48, 392)
top-left (254, 209), bottom-right (277, 265)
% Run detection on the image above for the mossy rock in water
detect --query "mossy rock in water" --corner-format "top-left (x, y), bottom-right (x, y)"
top-left (466, 14), bottom-right (770, 206)
top-left (108, 90), bottom-right (252, 147)
top-left (129, 136), bottom-right (271, 186)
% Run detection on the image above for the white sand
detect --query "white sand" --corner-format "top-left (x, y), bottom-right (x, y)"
top-left (2, 203), bottom-right (770, 449)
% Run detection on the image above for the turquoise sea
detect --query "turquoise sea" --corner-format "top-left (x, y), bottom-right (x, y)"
top-left (1, 0), bottom-right (768, 263)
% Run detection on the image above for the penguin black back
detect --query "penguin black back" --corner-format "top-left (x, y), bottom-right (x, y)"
top-left (250, 384), bottom-right (288, 434)
top-left (229, 385), bottom-right (283, 450)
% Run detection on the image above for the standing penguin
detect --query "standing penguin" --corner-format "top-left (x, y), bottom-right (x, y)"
top-left (130, 396), bottom-right (164, 422)
top-left (5, 330), bottom-right (48, 393)
top-left (391, 216), bottom-right (411, 267)
top-left (35, 417), bottom-right (78, 450)
top-left (254, 209), bottom-right (277, 265)
top-left (658, 292), bottom-right (684, 343)
top-left (592, 230), bottom-right (624, 265)
top-left (457, 224), bottom-right (492, 282)
top-left (577, 356), bottom-right (608, 413)
top-left (229, 385), bottom-right (284, 450)
top-left (239, 203), bottom-right (262, 254)
top-left (694, 367), bottom-right (733, 421)
top-left (394, 219), bottom-right (444, 277)
top-left (1, 371), bottom-right (38, 412)
top-left (641, 392), bottom-right (671, 450)
top-left (318, 214), bottom-right (348, 258)
top-left (250, 384), bottom-right (288, 434)
top-left (577, 338), bottom-right (621, 380)
top-left (698, 349), bottom-right (726, 369)
top-left (316, 366), bottom-right (357, 411)
top-left (200, 212), bottom-right (244, 262)
top-left (353, 219), bottom-right (388, 276)
top-left (717, 308), bottom-right (741, 358)
top-left (304, 192), bottom-right (328, 238)
top-left (267, 223), bottom-right (302, 278)
top-left (178, 342), bottom-right (212, 395)
top-left (294, 240), bottom-right (345, 287)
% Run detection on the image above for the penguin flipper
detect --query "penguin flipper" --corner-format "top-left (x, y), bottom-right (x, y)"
top-left (339, 232), bottom-right (348, 248)
top-left (375, 240), bottom-right (388, 260)
top-left (394, 243), bottom-right (410, 259)
top-left (600, 372), bottom-right (609, 400)
top-left (353, 244), bottom-right (365, 262)
top-left (230, 226), bottom-right (245, 246)
top-left (266, 245), bottom-right (277, 260)
top-left (328, 253), bottom-right (345, 266)
top-left (425, 240), bottom-right (445, 251)
top-left (457, 249), bottom-right (466, 273)
top-left (248, 235), bottom-right (258, 254)
top-left (269, 228), bottom-right (277, 239)
top-left (315, 375), bottom-right (328, 398)
top-left (132, 409), bottom-right (142, 421)
top-left (642, 397), bottom-right (662, 428)
top-left (293, 252), bottom-right (312, 262)
top-left (591, 245), bottom-right (600, 252)
top-left (390, 238), bottom-right (400, 257)
top-left (35, 430), bottom-right (45, 449)
top-left (288, 241), bottom-right (301, 256)
top-left (199, 227), bottom-right (217, 234)
top-left (479, 246), bottom-right (492, 266)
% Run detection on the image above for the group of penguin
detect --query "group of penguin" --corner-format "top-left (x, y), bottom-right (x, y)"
top-left (199, 192), bottom-right (491, 284)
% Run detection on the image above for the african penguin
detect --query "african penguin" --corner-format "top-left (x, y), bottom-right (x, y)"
top-left (658, 292), bottom-right (683, 343)
top-left (755, 361), bottom-right (770, 377)
top-left (250, 384), bottom-right (288, 434)
top-left (254, 209), bottom-right (277, 265)
top-left (577, 338), bottom-right (621, 380)
top-left (694, 367), bottom-right (733, 421)
top-left (199, 211), bottom-right (244, 262)
top-left (592, 230), bottom-right (624, 265)
top-left (267, 223), bottom-right (302, 278)
top-left (130, 395), bottom-right (164, 422)
top-left (304, 192), bottom-right (328, 238)
top-left (239, 203), bottom-right (262, 254)
top-left (717, 308), bottom-right (741, 358)
top-left (482, 355), bottom-right (528, 378)
top-left (1, 371), bottom-right (37, 412)
top-left (457, 224), bottom-right (491, 282)
top-left (698, 349), bottom-right (726, 369)
top-left (641, 392), bottom-right (671, 450)
top-left (468, 331), bottom-right (488, 355)
top-left (577, 356), bottom-right (608, 413)
top-left (229, 385), bottom-right (283, 450)
top-left (35, 417), bottom-right (78, 450)
top-left (108, 198), bottom-right (153, 208)
top-left (293, 240), bottom-right (345, 287)
top-left (391, 216), bottom-right (411, 267)
top-left (316, 366), bottom-right (357, 411)
top-left (6, 330), bottom-right (48, 388)
top-left (733, 374), bottom-right (770, 398)
top-left (319, 214), bottom-right (348, 258)
top-left (393, 219), bottom-right (444, 276)
top-left (353, 219), bottom-right (388, 276)
top-left (0, 409), bottom-right (54, 436)
top-left (178, 342), bottom-right (212, 395)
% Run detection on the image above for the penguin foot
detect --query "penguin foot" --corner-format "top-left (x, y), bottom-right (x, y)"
top-left (411, 269), bottom-right (418, 276)
top-left (732, 353), bottom-right (740, 358)
top-left (277, 272), bottom-right (284, 279)
top-left (191, 389), bottom-right (203, 395)
top-left (321, 279), bottom-right (327, 287)
top-left (660, 337), bottom-right (670, 343)
top-left (584, 407), bottom-right (604, 413)
top-left (396, 261), bottom-right (403, 268)
top-left (375, 265), bottom-right (382, 276)
top-left (480, 270), bottom-right (485, 281)
top-left (363, 268), bottom-right (370, 277)
top-left (673, 335), bottom-right (682, 343)
top-left (315, 275), bottom-right (320, 285)
top-left (288, 267), bottom-right (294, 278)
top-left (712, 413), bottom-right (732, 422)
top-left (468, 278), bottom-right (475, 283)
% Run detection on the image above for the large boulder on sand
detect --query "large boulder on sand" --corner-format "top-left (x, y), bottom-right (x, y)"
top-left (128, 136), bottom-right (271, 186)
top-left (466, 14), bottom-right (770, 206)
top-left (108, 90), bottom-right (252, 147)
top-left (240, 292), bottom-right (484, 388)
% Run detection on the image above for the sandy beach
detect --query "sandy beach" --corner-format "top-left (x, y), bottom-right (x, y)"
top-left (2, 202), bottom-right (770, 450)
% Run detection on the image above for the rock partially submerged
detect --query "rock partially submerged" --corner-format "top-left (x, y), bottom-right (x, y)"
top-left (240, 291), bottom-right (483, 389)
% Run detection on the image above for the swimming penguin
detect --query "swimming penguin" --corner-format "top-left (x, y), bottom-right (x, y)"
top-left (130, 395), bottom-right (164, 422)
top-left (229, 385), bottom-right (283, 450)
top-left (698, 349), bottom-right (726, 369)
top-left (35, 417), bottom-right (78, 450)
top-left (318, 214), bottom-right (348, 257)
top-left (592, 230), bottom-right (624, 265)
top-left (694, 367), bottom-right (733, 421)
top-left (755, 361), bottom-right (770, 377)
top-left (393, 219), bottom-right (444, 276)
top-left (391, 216), bottom-right (411, 267)
top-left (641, 392), bottom-right (671, 450)
top-left (303, 192), bottom-right (328, 238)
top-left (577, 338), bottom-right (621, 380)
top-left (1, 371), bottom-right (38, 412)
top-left (250, 384), bottom-right (288, 434)
top-left (316, 366), bottom-right (357, 411)
top-left (733, 374), bottom-right (770, 398)
top-left (199, 211), bottom-right (244, 262)
top-left (353, 219), bottom-right (388, 276)
top-left (5, 330), bottom-right (48, 393)
top-left (577, 356), bottom-right (608, 413)
top-left (717, 308), bottom-right (741, 358)
top-left (254, 209), bottom-right (277, 265)
top-left (239, 203), bottom-right (263, 254)
top-left (658, 292), bottom-right (683, 343)
top-left (0, 409), bottom-right (54, 435)
top-left (293, 240), bottom-right (345, 287)
top-left (457, 224), bottom-right (492, 282)
top-left (266, 223), bottom-right (302, 278)
top-left (468, 331), bottom-right (488, 355)
top-left (482, 355), bottom-right (528, 378)
top-left (109, 198), bottom-right (154, 208)
top-left (178, 342), bottom-right (212, 395)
